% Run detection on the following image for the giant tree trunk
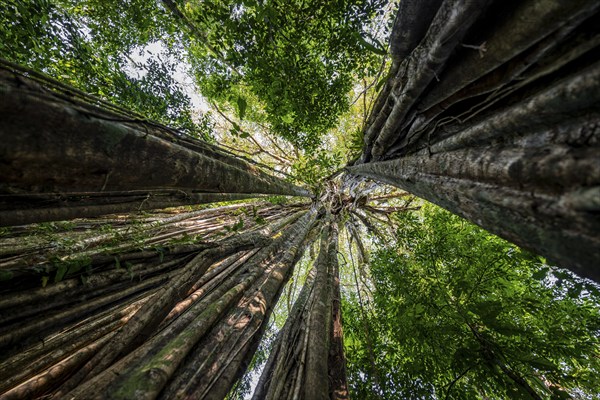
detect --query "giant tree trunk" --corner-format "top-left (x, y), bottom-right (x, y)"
top-left (352, 0), bottom-right (600, 279)
top-left (252, 218), bottom-right (348, 400)
top-left (0, 62), bottom-right (310, 226)
top-left (0, 203), bottom-right (319, 399)
top-left (0, 191), bottom-right (261, 227)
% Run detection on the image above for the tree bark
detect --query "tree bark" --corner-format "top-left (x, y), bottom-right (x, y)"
top-left (350, 61), bottom-right (600, 279)
top-left (328, 223), bottom-right (348, 400)
top-left (354, 1), bottom-right (600, 278)
top-left (364, 0), bottom-right (491, 160)
top-left (0, 201), bottom-right (315, 399)
top-left (252, 218), bottom-right (347, 400)
top-left (51, 208), bottom-right (317, 400)
top-left (0, 192), bottom-right (262, 227)
top-left (0, 66), bottom-right (310, 226)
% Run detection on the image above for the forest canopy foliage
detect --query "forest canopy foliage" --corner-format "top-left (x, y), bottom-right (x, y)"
top-left (344, 205), bottom-right (600, 399)
top-left (1, 1), bottom-right (599, 399)
top-left (0, 0), bottom-right (212, 137)
top-left (181, 0), bottom-right (387, 150)
top-left (1, 0), bottom-right (388, 151)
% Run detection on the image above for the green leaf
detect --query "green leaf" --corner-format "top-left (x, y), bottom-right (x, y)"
top-left (232, 217), bottom-right (245, 232)
top-left (355, 33), bottom-right (386, 55)
top-left (237, 96), bottom-right (247, 120)
top-left (523, 356), bottom-right (557, 371)
top-left (230, 122), bottom-right (241, 137)
top-left (568, 283), bottom-right (584, 299)
top-left (125, 262), bottom-right (134, 280)
top-left (54, 264), bottom-right (68, 283)
top-left (531, 267), bottom-right (549, 280)
top-left (281, 113), bottom-right (295, 124)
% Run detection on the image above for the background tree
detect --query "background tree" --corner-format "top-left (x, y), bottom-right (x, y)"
top-left (0, 0), bottom-right (212, 138)
top-left (344, 204), bottom-right (600, 399)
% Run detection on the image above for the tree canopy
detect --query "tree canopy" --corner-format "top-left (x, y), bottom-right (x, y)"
top-left (344, 205), bottom-right (600, 399)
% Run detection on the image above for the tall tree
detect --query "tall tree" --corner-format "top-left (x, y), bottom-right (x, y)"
top-left (253, 217), bottom-right (348, 400)
top-left (0, 63), bottom-right (309, 226)
top-left (2, 1), bottom-right (600, 399)
top-left (349, 0), bottom-right (600, 279)
top-left (0, 202), bottom-right (318, 399)
top-left (344, 205), bottom-right (600, 399)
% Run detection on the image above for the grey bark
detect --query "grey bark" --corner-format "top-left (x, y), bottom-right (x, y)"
top-left (252, 219), bottom-right (345, 400)
top-left (0, 66), bottom-right (310, 226)
top-left (304, 222), bottom-right (337, 400)
top-left (55, 209), bottom-right (317, 400)
top-left (0, 200), bottom-right (313, 399)
top-left (351, 60), bottom-right (600, 279)
top-left (364, 0), bottom-right (491, 160)
top-left (354, 1), bottom-right (600, 278)
top-left (160, 209), bottom-right (318, 400)
top-left (389, 0), bottom-right (444, 65)
top-left (0, 192), bottom-right (262, 227)
top-left (51, 216), bottom-right (288, 396)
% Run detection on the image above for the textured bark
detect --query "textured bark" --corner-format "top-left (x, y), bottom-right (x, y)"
top-left (304, 223), bottom-right (337, 400)
top-left (51, 215), bottom-right (290, 396)
top-left (388, 0), bottom-right (444, 65)
top-left (408, 0), bottom-right (599, 134)
top-left (0, 192), bottom-right (261, 227)
top-left (0, 65), bottom-right (310, 225)
top-left (0, 334), bottom-right (115, 400)
top-left (425, 0), bottom-right (597, 107)
top-left (251, 266), bottom-right (316, 400)
top-left (364, 0), bottom-right (491, 159)
top-left (351, 61), bottom-right (600, 279)
top-left (327, 224), bottom-right (348, 400)
top-left (0, 299), bottom-right (145, 395)
top-left (160, 209), bottom-right (318, 400)
top-left (0, 200), bottom-right (314, 399)
top-left (252, 219), bottom-right (346, 400)
top-left (0, 201), bottom-right (295, 279)
top-left (355, 1), bottom-right (600, 277)
top-left (51, 209), bottom-right (317, 400)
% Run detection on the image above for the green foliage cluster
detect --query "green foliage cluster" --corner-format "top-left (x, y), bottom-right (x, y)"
top-left (184, 0), bottom-right (387, 150)
top-left (343, 204), bottom-right (600, 399)
top-left (0, 0), bottom-right (212, 140)
top-left (291, 148), bottom-right (344, 190)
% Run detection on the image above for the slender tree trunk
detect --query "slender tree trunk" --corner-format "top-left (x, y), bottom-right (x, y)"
top-left (0, 192), bottom-right (262, 227)
top-left (328, 223), bottom-right (349, 400)
top-left (304, 222), bottom-right (337, 400)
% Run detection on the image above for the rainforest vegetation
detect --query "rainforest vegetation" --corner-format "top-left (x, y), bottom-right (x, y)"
top-left (0, 1), bottom-right (599, 399)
